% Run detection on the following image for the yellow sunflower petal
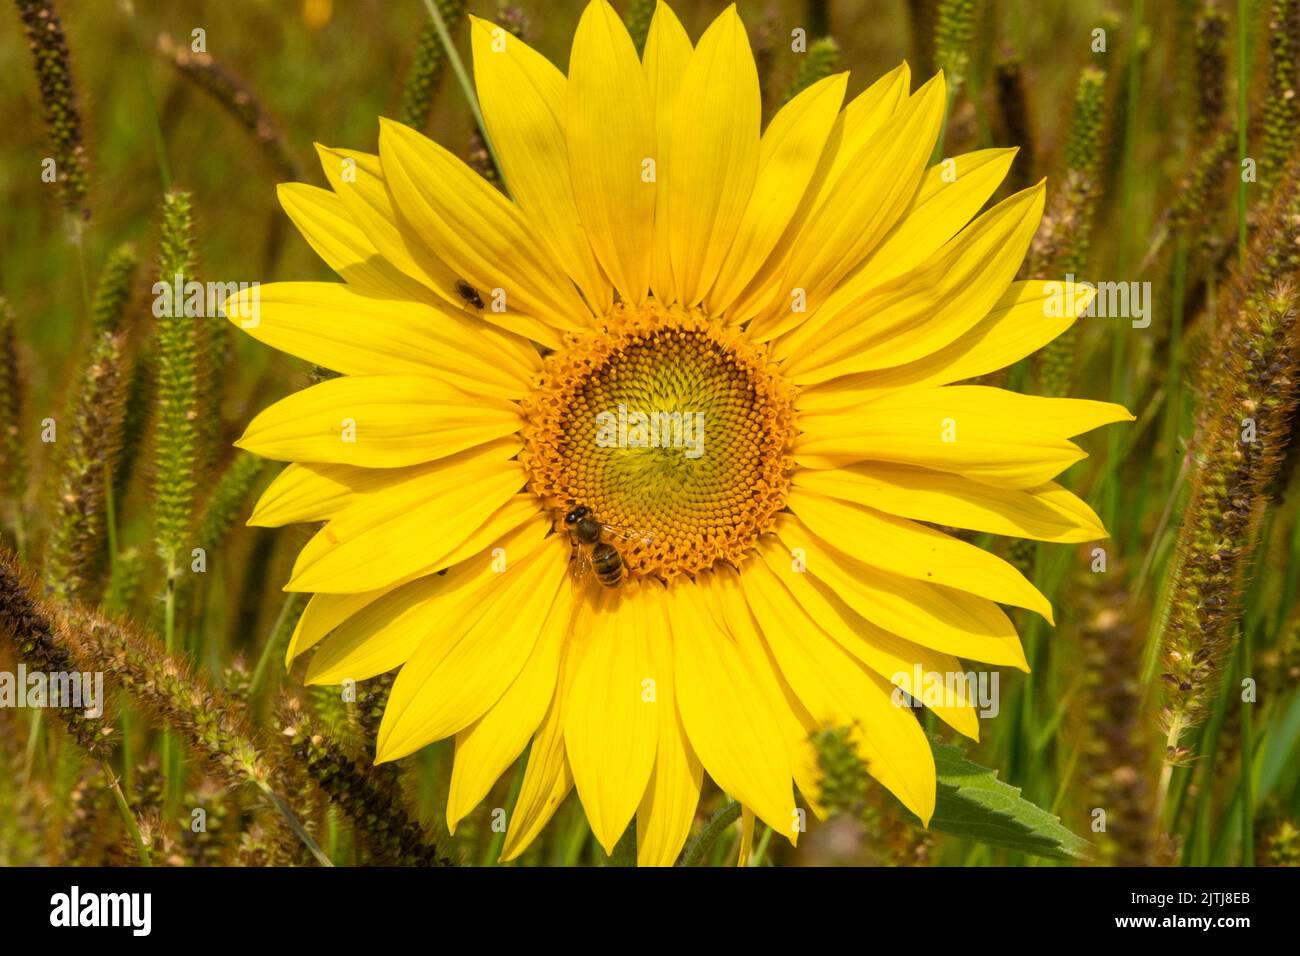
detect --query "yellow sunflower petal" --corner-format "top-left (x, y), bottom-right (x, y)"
top-left (376, 538), bottom-right (568, 761)
top-left (705, 568), bottom-right (824, 817)
top-left (746, 70), bottom-right (944, 332)
top-left (664, 4), bottom-right (760, 306)
top-left (446, 583), bottom-right (574, 833)
top-left (377, 117), bottom-right (592, 347)
top-left (305, 515), bottom-right (550, 683)
top-left (469, 16), bottom-right (611, 312)
top-left (776, 513), bottom-right (1029, 670)
top-left (753, 539), bottom-right (979, 739)
top-left (849, 147), bottom-right (1020, 292)
top-left (567, 0), bottom-right (655, 304)
top-left (636, 590), bottom-right (703, 866)
top-left (737, 807), bottom-right (756, 866)
top-left (249, 462), bottom-right (353, 527)
top-left (285, 586), bottom-right (396, 665)
top-left (778, 181), bottom-right (1047, 377)
top-left (788, 486), bottom-right (1054, 620)
top-left (706, 73), bottom-right (846, 316)
top-left (223, 281), bottom-right (539, 399)
top-left (795, 385), bottom-right (1134, 488)
top-left (700, 60), bottom-right (914, 326)
top-left (277, 183), bottom-right (427, 300)
top-left (250, 444), bottom-right (521, 530)
top-left (304, 577), bottom-right (444, 685)
top-left (499, 660), bottom-right (578, 862)
top-left (234, 374), bottom-right (523, 468)
top-left (739, 555), bottom-right (938, 824)
top-left (793, 463), bottom-right (1106, 543)
top-left (753, 145), bottom-right (1020, 346)
top-left (287, 462), bottom-right (529, 594)
top-left (314, 144), bottom-right (463, 303)
top-left (642, 0), bottom-right (693, 303)
top-left (670, 579), bottom-right (797, 836)
top-left (566, 582), bottom-right (660, 855)
top-left (796, 281), bottom-right (1097, 405)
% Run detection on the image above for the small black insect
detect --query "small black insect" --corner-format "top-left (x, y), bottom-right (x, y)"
top-left (454, 280), bottom-right (484, 310)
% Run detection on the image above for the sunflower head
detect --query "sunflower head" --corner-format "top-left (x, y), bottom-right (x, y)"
top-left (521, 301), bottom-right (796, 580)
top-left (230, 0), bottom-right (1131, 866)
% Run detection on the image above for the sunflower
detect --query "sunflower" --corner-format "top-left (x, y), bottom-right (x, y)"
top-left (227, 0), bottom-right (1131, 866)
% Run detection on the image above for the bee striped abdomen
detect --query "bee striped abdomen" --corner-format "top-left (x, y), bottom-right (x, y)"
top-left (591, 542), bottom-right (623, 587)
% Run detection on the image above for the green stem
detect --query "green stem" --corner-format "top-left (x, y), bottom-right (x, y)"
top-left (419, 0), bottom-right (505, 185)
top-left (22, 710), bottom-right (42, 785)
top-left (484, 751), bottom-right (528, 866)
top-left (1106, 0), bottom-right (1145, 530)
top-left (1241, 623), bottom-right (1255, 864)
top-left (124, 2), bottom-right (173, 190)
top-left (104, 463), bottom-right (119, 610)
top-left (1162, 237), bottom-right (1189, 489)
top-left (748, 824), bottom-right (775, 867)
top-left (1152, 718), bottom-right (1182, 839)
top-left (249, 593), bottom-right (297, 699)
top-left (254, 779), bottom-right (334, 866)
top-left (101, 760), bottom-right (152, 867)
top-left (1181, 657), bottom-right (1237, 864)
top-left (1236, 0), bottom-right (1248, 266)
top-left (677, 801), bottom-right (742, 867)
top-left (163, 556), bottom-right (180, 813)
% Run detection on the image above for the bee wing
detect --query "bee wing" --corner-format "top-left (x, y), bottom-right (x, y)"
top-left (602, 523), bottom-right (656, 546)
top-left (569, 544), bottom-right (592, 586)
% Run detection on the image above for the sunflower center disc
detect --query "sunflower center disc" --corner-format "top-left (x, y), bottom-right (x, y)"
top-left (522, 302), bottom-right (797, 580)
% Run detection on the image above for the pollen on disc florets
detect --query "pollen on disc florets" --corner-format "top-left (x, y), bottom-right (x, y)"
top-left (521, 301), bottom-right (797, 581)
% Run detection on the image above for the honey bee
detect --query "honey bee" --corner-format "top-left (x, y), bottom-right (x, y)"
top-left (562, 505), bottom-right (653, 589)
top-left (454, 279), bottom-right (484, 310)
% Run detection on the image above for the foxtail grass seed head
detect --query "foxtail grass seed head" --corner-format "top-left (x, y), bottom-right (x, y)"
top-left (1193, 0), bottom-right (1229, 136)
top-left (89, 243), bottom-right (139, 338)
top-left (56, 597), bottom-right (289, 807)
top-left (178, 781), bottom-right (233, 866)
top-left (1167, 124), bottom-right (1236, 268)
top-left (813, 726), bottom-right (870, 820)
top-left (0, 551), bottom-right (115, 757)
top-left (61, 771), bottom-right (110, 866)
top-left (809, 726), bottom-right (931, 866)
top-left (196, 453), bottom-right (264, 557)
top-left (934, 0), bottom-right (978, 96)
top-left (1064, 66), bottom-right (1108, 182)
top-left (1262, 0), bottom-right (1300, 198)
top-left (278, 696), bottom-right (453, 866)
top-left (1031, 67), bottom-right (1109, 397)
top-left (783, 36), bottom-right (840, 105)
top-left (992, 53), bottom-right (1034, 194)
top-left (397, 0), bottom-right (467, 132)
top-left (169, 452), bottom-right (264, 615)
top-left (155, 32), bottom-right (299, 181)
top-left (1162, 283), bottom-right (1300, 738)
top-left (1266, 820), bottom-right (1300, 866)
top-left (15, 0), bottom-right (89, 219)
top-left (44, 329), bottom-right (130, 604)
top-left (152, 190), bottom-right (200, 567)
top-left (1077, 574), bottom-right (1155, 865)
top-left (0, 297), bottom-right (27, 539)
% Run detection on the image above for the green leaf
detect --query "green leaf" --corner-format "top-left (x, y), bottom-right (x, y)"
top-left (907, 736), bottom-right (1094, 862)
